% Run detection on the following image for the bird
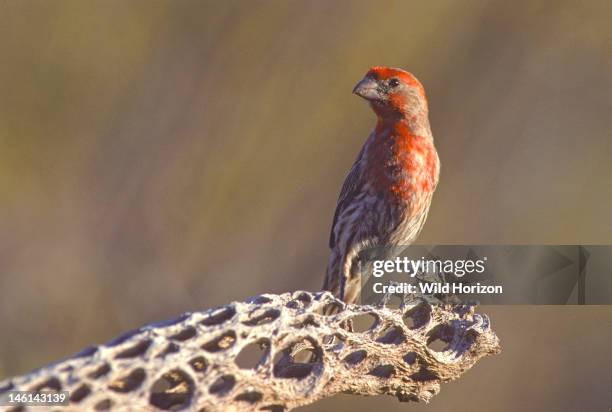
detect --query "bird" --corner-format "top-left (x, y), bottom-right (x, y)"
top-left (322, 66), bottom-right (440, 304)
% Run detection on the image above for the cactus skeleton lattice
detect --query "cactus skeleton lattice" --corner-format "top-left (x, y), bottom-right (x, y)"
top-left (0, 291), bottom-right (500, 411)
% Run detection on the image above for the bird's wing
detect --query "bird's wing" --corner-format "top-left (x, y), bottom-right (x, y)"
top-left (329, 145), bottom-right (366, 249)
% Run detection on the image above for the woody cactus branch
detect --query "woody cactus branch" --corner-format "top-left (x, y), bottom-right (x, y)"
top-left (0, 291), bottom-right (500, 411)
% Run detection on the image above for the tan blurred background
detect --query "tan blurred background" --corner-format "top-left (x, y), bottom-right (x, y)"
top-left (0, 0), bottom-right (611, 410)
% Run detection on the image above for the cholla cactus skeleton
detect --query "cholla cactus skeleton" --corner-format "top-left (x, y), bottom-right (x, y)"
top-left (1, 291), bottom-right (500, 411)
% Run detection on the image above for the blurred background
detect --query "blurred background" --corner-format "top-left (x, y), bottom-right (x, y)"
top-left (1, 0), bottom-right (611, 410)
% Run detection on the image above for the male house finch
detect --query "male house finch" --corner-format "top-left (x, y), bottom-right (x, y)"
top-left (323, 67), bottom-right (440, 304)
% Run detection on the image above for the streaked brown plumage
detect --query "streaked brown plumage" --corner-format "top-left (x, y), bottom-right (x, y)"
top-left (323, 67), bottom-right (440, 304)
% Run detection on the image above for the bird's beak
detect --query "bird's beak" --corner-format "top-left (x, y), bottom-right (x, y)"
top-left (352, 77), bottom-right (381, 101)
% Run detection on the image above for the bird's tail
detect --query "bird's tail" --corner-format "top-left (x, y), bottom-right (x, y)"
top-left (323, 245), bottom-right (366, 307)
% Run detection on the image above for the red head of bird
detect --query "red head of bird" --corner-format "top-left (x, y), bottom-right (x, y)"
top-left (352, 66), bottom-right (428, 127)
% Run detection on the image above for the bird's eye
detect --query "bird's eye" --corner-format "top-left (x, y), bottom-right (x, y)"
top-left (389, 78), bottom-right (400, 88)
